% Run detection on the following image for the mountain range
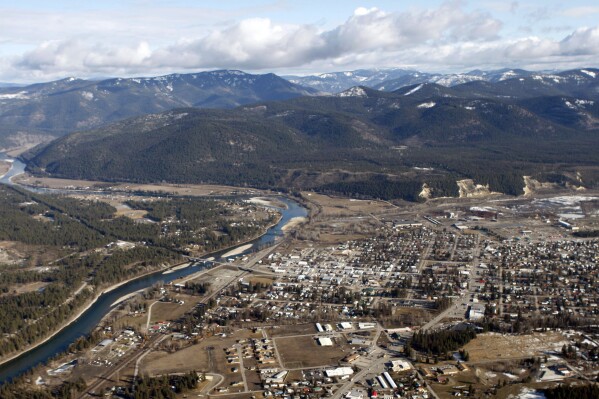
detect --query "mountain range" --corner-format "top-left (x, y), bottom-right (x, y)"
top-left (0, 70), bottom-right (317, 149)
top-left (3, 67), bottom-right (598, 152)
top-left (285, 68), bottom-right (538, 93)
top-left (24, 68), bottom-right (599, 201)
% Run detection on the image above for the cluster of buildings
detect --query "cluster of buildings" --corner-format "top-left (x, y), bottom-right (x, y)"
top-left (478, 239), bottom-right (599, 320)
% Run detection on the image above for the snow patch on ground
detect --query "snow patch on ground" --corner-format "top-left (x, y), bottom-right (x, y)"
top-left (338, 87), bottom-right (367, 97)
top-left (581, 69), bottom-right (597, 78)
top-left (417, 101), bottom-right (435, 108)
top-left (0, 91), bottom-right (29, 100)
top-left (500, 71), bottom-right (517, 80)
top-left (575, 99), bottom-right (594, 106)
top-left (558, 213), bottom-right (586, 220)
top-left (81, 91), bottom-right (94, 101)
top-left (531, 195), bottom-right (599, 219)
top-left (534, 195), bottom-right (599, 207)
top-left (404, 84), bottom-right (423, 96)
top-left (470, 206), bottom-right (496, 212)
top-left (511, 387), bottom-right (546, 399)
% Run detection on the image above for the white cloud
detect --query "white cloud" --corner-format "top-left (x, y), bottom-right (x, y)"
top-left (561, 6), bottom-right (599, 18)
top-left (560, 27), bottom-right (599, 55)
top-left (1, 2), bottom-right (598, 82)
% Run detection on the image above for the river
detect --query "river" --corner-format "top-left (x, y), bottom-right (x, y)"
top-left (0, 153), bottom-right (308, 383)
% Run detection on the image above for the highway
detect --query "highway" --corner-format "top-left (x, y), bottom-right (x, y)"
top-left (79, 242), bottom-right (284, 398)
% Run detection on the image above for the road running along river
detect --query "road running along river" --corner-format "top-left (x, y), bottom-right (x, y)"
top-left (0, 153), bottom-right (308, 383)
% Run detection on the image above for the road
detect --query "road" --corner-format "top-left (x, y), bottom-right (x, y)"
top-left (330, 356), bottom-right (387, 399)
top-left (79, 242), bottom-right (285, 398)
top-left (236, 345), bottom-right (249, 392)
top-left (145, 300), bottom-right (160, 330)
top-left (79, 333), bottom-right (164, 398)
top-left (330, 324), bottom-right (385, 399)
top-left (421, 233), bottom-right (481, 332)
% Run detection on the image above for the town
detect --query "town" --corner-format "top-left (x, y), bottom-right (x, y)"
top-left (21, 189), bottom-right (599, 399)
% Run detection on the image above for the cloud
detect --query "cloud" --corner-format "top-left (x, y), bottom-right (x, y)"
top-left (561, 6), bottom-right (599, 18)
top-left (1, 2), bottom-right (599, 81)
top-left (560, 27), bottom-right (599, 55)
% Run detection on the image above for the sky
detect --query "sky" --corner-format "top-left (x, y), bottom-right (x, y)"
top-left (1, 0), bottom-right (599, 83)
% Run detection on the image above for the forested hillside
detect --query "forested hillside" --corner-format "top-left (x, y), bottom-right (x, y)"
top-left (0, 70), bottom-right (317, 149)
top-left (0, 185), bottom-right (274, 358)
top-left (24, 76), bottom-right (599, 201)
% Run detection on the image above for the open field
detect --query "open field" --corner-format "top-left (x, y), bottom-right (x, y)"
top-left (266, 324), bottom-right (318, 338)
top-left (247, 276), bottom-right (275, 286)
top-left (427, 363), bottom-right (563, 399)
top-left (148, 296), bottom-right (200, 325)
top-left (141, 344), bottom-right (210, 376)
top-left (0, 281), bottom-right (49, 296)
top-left (464, 332), bottom-right (568, 362)
top-left (14, 173), bottom-right (266, 197)
top-left (302, 192), bottom-right (398, 217)
top-left (113, 204), bottom-right (148, 220)
top-left (0, 240), bottom-right (66, 267)
top-left (140, 329), bottom-right (261, 391)
top-left (275, 335), bottom-right (348, 369)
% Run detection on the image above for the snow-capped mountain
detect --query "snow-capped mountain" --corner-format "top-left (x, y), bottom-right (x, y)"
top-left (287, 68), bottom-right (540, 93)
top-left (285, 68), bottom-right (426, 93)
top-left (0, 70), bottom-right (318, 149)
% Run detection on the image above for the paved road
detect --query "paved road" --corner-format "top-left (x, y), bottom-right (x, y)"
top-left (79, 333), bottom-right (164, 398)
top-left (80, 242), bottom-right (285, 397)
top-left (421, 233), bottom-right (481, 332)
top-left (236, 345), bottom-right (249, 392)
top-left (330, 325), bottom-right (386, 399)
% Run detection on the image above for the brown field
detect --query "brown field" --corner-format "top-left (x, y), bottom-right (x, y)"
top-left (2, 281), bottom-right (49, 296)
top-left (247, 276), bottom-right (275, 286)
top-left (0, 240), bottom-right (66, 266)
top-left (141, 344), bottom-right (210, 375)
top-left (114, 207), bottom-right (148, 220)
top-left (14, 173), bottom-right (265, 197)
top-left (140, 329), bottom-right (260, 391)
top-left (266, 323), bottom-right (318, 338)
top-left (318, 231), bottom-right (372, 244)
top-left (464, 332), bottom-right (568, 362)
top-left (149, 295), bottom-right (201, 324)
top-left (274, 335), bottom-right (348, 368)
top-left (302, 192), bottom-right (398, 217)
top-left (32, 214), bottom-right (54, 223)
top-left (427, 363), bottom-right (561, 399)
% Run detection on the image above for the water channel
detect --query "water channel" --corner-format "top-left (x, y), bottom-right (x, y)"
top-left (0, 153), bottom-right (307, 382)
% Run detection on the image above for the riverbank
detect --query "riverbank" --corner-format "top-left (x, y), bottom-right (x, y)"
top-left (221, 243), bottom-right (253, 258)
top-left (281, 216), bottom-right (308, 232)
top-left (0, 259), bottom-right (184, 368)
top-left (246, 196), bottom-right (288, 209)
top-left (0, 160), bottom-right (12, 180)
top-left (0, 208), bottom-right (287, 370)
top-left (0, 183), bottom-right (307, 383)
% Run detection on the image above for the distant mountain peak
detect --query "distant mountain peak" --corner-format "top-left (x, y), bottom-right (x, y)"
top-left (0, 69), bottom-right (318, 148)
top-left (337, 86), bottom-right (368, 97)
